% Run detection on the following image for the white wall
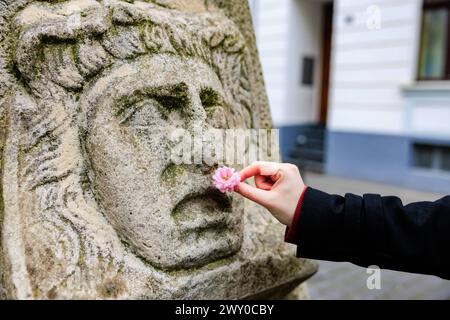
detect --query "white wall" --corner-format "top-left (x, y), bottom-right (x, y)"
top-left (251, 0), bottom-right (290, 126)
top-left (403, 83), bottom-right (450, 139)
top-left (328, 0), bottom-right (423, 134)
top-left (285, 0), bottom-right (324, 126)
top-left (251, 0), bottom-right (324, 127)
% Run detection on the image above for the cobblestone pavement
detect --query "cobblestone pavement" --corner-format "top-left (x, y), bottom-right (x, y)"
top-left (302, 172), bottom-right (450, 300)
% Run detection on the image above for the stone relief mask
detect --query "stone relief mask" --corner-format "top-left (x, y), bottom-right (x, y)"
top-left (1, 0), bottom-right (253, 295)
top-left (83, 54), bottom-right (248, 269)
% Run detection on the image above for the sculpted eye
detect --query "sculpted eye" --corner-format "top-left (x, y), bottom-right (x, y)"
top-left (152, 83), bottom-right (189, 114)
top-left (200, 88), bottom-right (228, 128)
top-left (200, 87), bottom-right (222, 111)
top-left (118, 94), bottom-right (185, 126)
top-left (155, 95), bottom-right (187, 113)
top-left (116, 83), bottom-right (189, 125)
top-left (122, 99), bottom-right (166, 129)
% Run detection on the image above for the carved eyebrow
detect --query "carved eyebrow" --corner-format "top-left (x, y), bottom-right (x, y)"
top-left (114, 83), bottom-right (190, 123)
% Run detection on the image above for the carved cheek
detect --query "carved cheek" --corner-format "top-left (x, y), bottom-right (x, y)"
top-left (205, 105), bottom-right (228, 129)
top-left (123, 112), bottom-right (173, 167)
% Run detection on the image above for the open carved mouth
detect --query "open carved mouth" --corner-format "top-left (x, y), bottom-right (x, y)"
top-left (171, 187), bottom-right (233, 233)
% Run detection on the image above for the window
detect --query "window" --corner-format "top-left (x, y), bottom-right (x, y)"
top-left (418, 0), bottom-right (450, 80)
top-left (412, 143), bottom-right (450, 172)
top-left (301, 56), bottom-right (315, 86)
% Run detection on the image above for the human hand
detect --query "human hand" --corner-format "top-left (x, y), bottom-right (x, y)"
top-left (235, 161), bottom-right (306, 227)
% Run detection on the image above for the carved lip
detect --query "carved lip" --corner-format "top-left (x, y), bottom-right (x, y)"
top-left (171, 187), bottom-right (233, 232)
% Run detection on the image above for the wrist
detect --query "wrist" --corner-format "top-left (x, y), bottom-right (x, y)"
top-left (284, 186), bottom-right (308, 244)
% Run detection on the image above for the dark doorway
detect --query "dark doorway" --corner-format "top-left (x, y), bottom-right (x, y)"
top-left (319, 2), bottom-right (333, 124)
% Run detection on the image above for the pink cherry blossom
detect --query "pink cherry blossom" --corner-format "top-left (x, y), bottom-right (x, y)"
top-left (212, 166), bottom-right (241, 193)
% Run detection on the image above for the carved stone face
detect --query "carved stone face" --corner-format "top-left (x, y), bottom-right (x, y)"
top-left (85, 54), bottom-right (244, 269)
top-left (0, 0), bottom-right (316, 300)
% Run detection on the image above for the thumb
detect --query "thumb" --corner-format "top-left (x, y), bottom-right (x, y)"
top-left (236, 182), bottom-right (272, 208)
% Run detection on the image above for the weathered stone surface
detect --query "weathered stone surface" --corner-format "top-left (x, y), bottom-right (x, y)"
top-left (0, 0), bottom-right (317, 299)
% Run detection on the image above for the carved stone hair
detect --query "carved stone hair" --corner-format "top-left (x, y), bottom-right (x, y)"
top-left (0, 0), bottom-right (254, 299)
top-left (13, 0), bottom-right (253, 121)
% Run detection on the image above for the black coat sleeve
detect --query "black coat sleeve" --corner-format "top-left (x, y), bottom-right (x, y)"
top-left (293, 187), bottom-right (450, 280)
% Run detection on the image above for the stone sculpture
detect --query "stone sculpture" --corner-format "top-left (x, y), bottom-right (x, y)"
top-left (0, 0), bottom-right (317, 299)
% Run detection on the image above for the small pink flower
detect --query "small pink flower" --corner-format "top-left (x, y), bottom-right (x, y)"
top-left (212, 166), bottom-right (241, 193)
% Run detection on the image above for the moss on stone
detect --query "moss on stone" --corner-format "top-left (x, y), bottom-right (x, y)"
top-left (97, 276), bottom-right (126, 299)
top-left (161, 163), bottom-right (185, 186)
top-left (0, 112), bottom-right (5, 298)
top-left (204, 256), bottom-right (233, 270)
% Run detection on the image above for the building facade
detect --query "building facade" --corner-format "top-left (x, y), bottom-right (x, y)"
top-left (250, 0), bottom-right (450, 193)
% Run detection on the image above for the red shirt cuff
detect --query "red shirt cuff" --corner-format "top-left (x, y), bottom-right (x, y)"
top-left (284, 186), bottom-right (307, 245)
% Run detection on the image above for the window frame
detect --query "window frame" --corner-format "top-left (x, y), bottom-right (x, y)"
top-left (418, 0), bottom-right (450, 81)
top-left (412, 142), bottom-right (450, 173)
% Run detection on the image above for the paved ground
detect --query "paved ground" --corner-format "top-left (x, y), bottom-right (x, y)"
top-left (302, 172), bottom-right (450, 300)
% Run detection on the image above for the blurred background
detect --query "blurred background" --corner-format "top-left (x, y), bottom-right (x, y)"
top-left (248, 0), bottom-right (450, 299)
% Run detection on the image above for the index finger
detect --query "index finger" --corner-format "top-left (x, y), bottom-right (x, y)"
top-left (240, 161), bottom-right (281, 181)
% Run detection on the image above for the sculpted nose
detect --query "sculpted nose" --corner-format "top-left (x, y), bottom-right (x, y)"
top-left (184, 90), bottom-right (219, 170)
top-left (191, 124), bottom-right (220, 171)
top-left (185, 89), bottom-right (207, 123)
